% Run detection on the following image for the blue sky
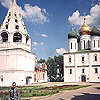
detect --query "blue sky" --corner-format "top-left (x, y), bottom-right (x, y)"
top-left (0, 0), bottom-right (100, 59)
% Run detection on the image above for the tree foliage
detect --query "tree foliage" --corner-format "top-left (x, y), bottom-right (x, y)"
top-left (46, 55), bottom-right (64, 82)
top-left (38, 55), bottom-right (64, 82)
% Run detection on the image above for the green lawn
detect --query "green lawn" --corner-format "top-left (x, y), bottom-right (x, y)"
top-left (0, 85), bottom-right (90, 99)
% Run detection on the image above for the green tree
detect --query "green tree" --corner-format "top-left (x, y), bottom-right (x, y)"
top-left (46, 55), bottom-right (64, 82)
top-left (37, 58), bottom-right (46, 63)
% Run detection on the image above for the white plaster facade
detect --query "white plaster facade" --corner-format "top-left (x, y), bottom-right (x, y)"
top-left (0, 0), bottom-right (36, 86)
top-left (64, 23), bottom-right (100, 82)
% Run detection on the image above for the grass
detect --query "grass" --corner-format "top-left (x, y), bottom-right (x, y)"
top-left (0, 84), bottom-right (90, 99)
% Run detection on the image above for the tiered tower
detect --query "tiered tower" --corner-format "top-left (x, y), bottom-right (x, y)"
top-left (0, 0), bottom-right (36, 86)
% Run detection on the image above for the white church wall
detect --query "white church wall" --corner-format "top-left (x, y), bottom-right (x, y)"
top-left (91, 36), bottom-right (100, 50)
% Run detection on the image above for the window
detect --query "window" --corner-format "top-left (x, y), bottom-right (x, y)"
top-left (8, 19), bottom-right (10, 22)
top-left (82, 69), bottom-right (85, 73)
top-left (13, 32), bottom-right (22, 42)
top-left (88, 40), bottom-right (90, 49)
top-left (94, 54), bottom-right (97, 61)
top-left (5, 24), bottom-right (8, 29)
top-left (71, 42), bottom-right (72, 49)
top-left (82, 56), bottom-right (84, 62)
top-left (69, 57), bottom-right (71, 63)
top-left (15, 19), bottom-right (18, 23)
top-left (95, 68), bottom-right (98, 73)
top-left (83, 40), bottom-right (85, 49)
top-left (70, 69), bottom-right (72, 74)
top-left (9, 12), bottom-right (11, 16)
top-left (75, 43), bottom-right (76, 49)
top-left (1, 75), bottom-right (3, 82)
top-left (43, 73), bottom-right (45, 80)
top-left (94, 40), bottom-right (95, 47)
top-left (1, 32), bottom-right (8, 42)
top-left (15, 13), bottom-right (17, 17)
top-left (98, 40), bottom-right (100, 47)
top-left (26, 35), bottom-right (29, 43)
top-left (15, 25), bottom-right (19, 29)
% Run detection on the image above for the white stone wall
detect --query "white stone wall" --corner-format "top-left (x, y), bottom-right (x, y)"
top-left (64, 51), bottom-right (100, 82)
top-left (0, 71), bottom-right (34, 86)
top-left (0, 49), bottom-right (36, 86)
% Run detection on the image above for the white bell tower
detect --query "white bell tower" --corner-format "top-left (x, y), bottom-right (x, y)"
top-left (0, 0), bottom-right (36, 86)
top-left (0, 0), bottom-right (31, 52)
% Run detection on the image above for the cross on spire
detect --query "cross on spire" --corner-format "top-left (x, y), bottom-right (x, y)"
top-left (83, 17), bottom-right (86, 24)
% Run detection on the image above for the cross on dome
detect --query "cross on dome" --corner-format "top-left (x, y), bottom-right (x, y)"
top-left (83, 17), bottom-right (86, 24)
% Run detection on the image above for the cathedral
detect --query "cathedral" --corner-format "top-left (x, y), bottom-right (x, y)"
top-left (64, 18), bottom-right (100, 82)
top-left (0, 0), bottom-right (36, 86)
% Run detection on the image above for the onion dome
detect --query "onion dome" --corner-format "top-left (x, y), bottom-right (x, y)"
top-left (80, 18), bottom-right (91, 35)
top-left (68, 30), bottom-right (77, 39)
top-left (91, 26), bottom-right (100, 36)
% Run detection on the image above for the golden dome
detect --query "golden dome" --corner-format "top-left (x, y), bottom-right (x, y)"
top-left (80, 18), bottom-right (91, 35)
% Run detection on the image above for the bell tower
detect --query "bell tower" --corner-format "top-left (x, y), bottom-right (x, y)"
top-left (0, 0), bottom-right (36, 86)
top-left (0, 0), bottom-right (31, 52)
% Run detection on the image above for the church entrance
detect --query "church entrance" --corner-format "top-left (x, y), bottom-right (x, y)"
top-left (26, 76), bottom-right (32, 85)
top-left (81, 75), bottom-right (86, 82)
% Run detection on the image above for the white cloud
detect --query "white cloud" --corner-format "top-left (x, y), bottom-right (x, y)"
top-left (32, 41), bottom-right (44, 46)
top-left (40, 42), bottom-right (44, 46)
top-left (68, 4), bottom-right (100, 26)
top-left (24, 4), bottom-right (48, 24)
top-left (40, 34), bottom-right (48, 38)
top-left (0, 0), bottom-right (48, 24)
top-left (0, 0), bottom-right (12, 8)
top-left (32, 41), bottom-right (39, 46)
top-left (56, 48), bottom-right (66, 55)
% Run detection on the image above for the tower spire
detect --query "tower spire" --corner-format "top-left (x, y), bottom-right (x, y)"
top-left (12, 0), bottom-right (17, 5)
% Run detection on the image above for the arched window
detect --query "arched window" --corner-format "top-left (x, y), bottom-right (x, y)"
top-left (13, 32), bottom-right (22, 42)
top-left (88, 40), bottom-right (90, 49)
top-left (69, 56), bottom-right (71, 63)
top-left (98, 40), bottom-right (100, 47)
top-left (75, 43), bottom-right (76, 49)
top-left (15, 19), bottom-right (18, 23)
top-left (15, 25), bottom-right (19, 29)
top-left (95, 68), bottom-right (98, 73)
top-left (1, 32), bottom-right (8, 42)
top-left (5, 24), bottom-right (8, 29)
top-left (84, 40), bottom-right (85, 49)
top-left (94, 40), bottom-right (95, 47)
top-left (26, 35), bottom-right (29, 43)
top-left (82, 56), bottom-right (84, 63)
top-left (94, 54), bottom-right (97, 61)
top-left (71, 42), bottom-right (72, 49)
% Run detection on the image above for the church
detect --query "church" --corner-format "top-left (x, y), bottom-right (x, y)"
top-left (0, 0), bottom-right (36, 86)
top-left (64, 18), bottom-right (100, 82)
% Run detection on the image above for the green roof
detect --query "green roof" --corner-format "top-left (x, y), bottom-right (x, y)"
top-left (68, 30), bottom-right (78, 38)
top-left (91, 26), bottom-right (100, 36)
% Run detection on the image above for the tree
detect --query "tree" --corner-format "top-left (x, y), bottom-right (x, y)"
top-left (46, 55), bottom-right (64, 82)
top-left (37, 58), bottom-right (46, 63)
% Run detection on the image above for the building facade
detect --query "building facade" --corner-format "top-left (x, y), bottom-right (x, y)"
top-left (0, 0), bottom-right (36, 86)
top-left (64, 18), bottom-right (100, 82)
top-left (34, 63), bottom-right (48, 83)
